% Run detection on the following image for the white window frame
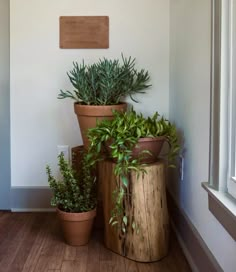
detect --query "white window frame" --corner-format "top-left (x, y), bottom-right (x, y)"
top-left (227, 0), bottom-right (236, 198)
top-left (203, 0), bottom-right (236, 241)
top-left (209, 0), bottom-right (236, 199)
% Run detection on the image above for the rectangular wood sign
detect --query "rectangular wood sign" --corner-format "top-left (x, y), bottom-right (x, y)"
top-left (60, 16), bottom-right (109, 49)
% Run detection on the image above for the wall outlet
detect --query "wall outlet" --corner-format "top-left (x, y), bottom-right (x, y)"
top-left (179, 155), bottom-right (184, 181)
top-left (57, 145), bottom-right (70, 162)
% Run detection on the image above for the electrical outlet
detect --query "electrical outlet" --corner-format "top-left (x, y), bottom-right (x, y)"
top-left (57, 145), bottom-right (70, 162)
top-left (179, 155), bottom-right (184, 181)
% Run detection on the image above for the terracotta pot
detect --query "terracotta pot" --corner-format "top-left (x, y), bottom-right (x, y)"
top-left (74, 103), bottom-right (127, 149)
top-left (131, 137), bottom-right (166, 163)
top-left (57, 208), bottom-right (96, 246)
top-left (106, 136), bottom-right (166, 164)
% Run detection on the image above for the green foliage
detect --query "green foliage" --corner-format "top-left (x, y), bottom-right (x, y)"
top-left (87, 109), bottom-right (179, 169)
top-left (46, 153), bottom-right (96, 213)
top-left (58, 55), bottom-right (151, 105)
top-left (86, 109), bottom-right (180, 232)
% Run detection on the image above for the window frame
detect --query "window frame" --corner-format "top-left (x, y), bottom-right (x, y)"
top-left (227, 0), bottom-right (236, 198)
top-left (203, 0), bottom-right (236, 241)
top-left (209, 0), bottom-right (236, 197)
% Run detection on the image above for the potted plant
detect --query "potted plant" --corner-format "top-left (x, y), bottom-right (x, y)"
top-left (86, 109), bottom-right (179, 233)
top-left (46, 152), bottom-right (96, 246)
top-left (58, 55), bottom-right (151, 148)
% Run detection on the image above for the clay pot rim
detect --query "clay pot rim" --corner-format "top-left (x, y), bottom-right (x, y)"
top-left (74, 102), bottom-right (127, 116)
top-left (105, 136), bottom-right (166, 164)
top-left (74, 101), bottom-right (127, 107)
top-left (56, 207), bottom-right (97, 222)
top-left (106, 136), bottom-right (166, 145)
top-left (137, 136), bottom-right (166, 143)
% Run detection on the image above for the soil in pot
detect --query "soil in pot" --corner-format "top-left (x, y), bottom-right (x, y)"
top-left (57, 208), bottom-right (96, 246)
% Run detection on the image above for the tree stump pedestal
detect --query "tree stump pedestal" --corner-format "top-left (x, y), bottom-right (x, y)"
top-left (99, 160), bottom-right (169, 262)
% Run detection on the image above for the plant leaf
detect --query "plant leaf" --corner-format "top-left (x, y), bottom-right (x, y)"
top-left (121, 176), bottom-right (128, 187)
top-left (123, 215), bottom-right (128, 226)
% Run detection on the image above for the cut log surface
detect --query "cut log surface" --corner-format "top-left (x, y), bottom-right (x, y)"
top-left (99, 160), bottom-right (169, 262)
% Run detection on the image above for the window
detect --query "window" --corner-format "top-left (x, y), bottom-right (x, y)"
top-left (204, 0), bottom-right (236, 241)
top-left (209, 0), bottom-right (236, 199)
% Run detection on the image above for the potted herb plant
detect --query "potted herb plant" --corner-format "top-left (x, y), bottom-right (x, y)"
top-left (86, 109), bottom-right (179, 232)
top-left (58, 55), bottom-right (151, 148)
top-left (46, 152), bottom-right (96, 246)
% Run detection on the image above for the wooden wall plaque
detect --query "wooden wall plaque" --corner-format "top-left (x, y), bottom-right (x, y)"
top-left (60, 16), bottom-right (109, 49)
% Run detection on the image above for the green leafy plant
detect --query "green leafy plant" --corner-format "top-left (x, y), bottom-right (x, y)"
top-left (46, 152), bottom-right (96, 213)
top-left (58, 55), bottom-right (151, 105)
top-left (86, 109), bottom-right (180, 232)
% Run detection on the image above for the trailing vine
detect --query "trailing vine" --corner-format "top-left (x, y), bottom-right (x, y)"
top-left (86, 109), bottom-right (180, 233)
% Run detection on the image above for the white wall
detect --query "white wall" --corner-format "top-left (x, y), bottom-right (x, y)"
top-left (169, 1), bottom-right (236, 271)
top-left (0, 0), bottom-right (10, 209)
top-left (10, 0), bottom-right (170, 186)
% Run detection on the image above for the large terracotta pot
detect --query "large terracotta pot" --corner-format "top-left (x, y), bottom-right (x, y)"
top-left (74, 103), bottom-right (127, 149)
top-left (106, 136), bottom-right (166, 164)
top-left (57, 208), bottom-right (96, 246)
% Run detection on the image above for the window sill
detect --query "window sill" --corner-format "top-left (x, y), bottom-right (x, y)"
top-left (202, 182), bottom-right (236, 241)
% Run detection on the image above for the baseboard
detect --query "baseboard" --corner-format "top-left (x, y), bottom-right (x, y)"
top-left (11, 208), bottom-right (55, 212)
top-left (170, 221), bottom-right (198, 272)
top-left (167, 190), bottom-right (223, 272)
top-left (11, 186), bottom-right (53, 211)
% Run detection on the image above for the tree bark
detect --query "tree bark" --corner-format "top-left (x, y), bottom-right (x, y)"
top-left (99, 160), bottom-right (169, 262)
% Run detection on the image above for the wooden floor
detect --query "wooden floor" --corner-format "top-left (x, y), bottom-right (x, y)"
top-left (0, 212), bottom-right (191, 272)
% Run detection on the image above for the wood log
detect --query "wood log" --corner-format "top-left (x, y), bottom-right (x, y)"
top-left (99, 160), bottom-right (169, 262)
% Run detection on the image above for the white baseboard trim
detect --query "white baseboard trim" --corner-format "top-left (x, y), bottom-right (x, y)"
top-left (171, 220), bottom-right (199, 272)
top-left (11, 208), bottom-right (55, 212)
top-left (167, 191), bottom-right (223, 272)
top-left (11, 186), bottom-right (52, 210)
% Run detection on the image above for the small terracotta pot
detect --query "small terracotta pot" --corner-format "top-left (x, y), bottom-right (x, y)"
top-left (57, 208), bottom-right (96, 246)
top-left (131, 137), bottom-right (166, 163)
top-left (106, 136), bottom-right (166, 164)
top-left (74, 103), bottom-right (127, 149)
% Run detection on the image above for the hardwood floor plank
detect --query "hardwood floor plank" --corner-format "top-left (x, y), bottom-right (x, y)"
top-left (125, 259), bottom-right (139, 272)
top-left (100, 243), bottom-right (113, 262)
top-left (75, 245), bottom-right (89, 272)
top-left (21, 214), bottom-right (53, 272)
top-left (136, 262), bottom-right (152, 272)
top-left (0, 213), bottom-right (33, 272)
top-left (167, 234), bottom-right (191, 272)
top-left (150, 234), bottom-right (191, 272)
top-left (0, 212), bottom-right (22, 246)
top-left (0, 212), bottom-right (13, 245)
top-left (47, 239), bottom-right (65, 270)
top-left (0, 212), bottom-right (191, 272)
top-left (64, 245), bottom-right (77, 261)
top-left (86, 231), bottom-right (101, 272)
top-left (99, 261), bottom-right (114, 272)
top-left (33, 214), bottom-right (64, 271)
top-left (61, 260), bottom-right (82, 272)
top-left (0, 211), bottom-right (11, 220)
top-left (7, 213), bottom-right (45, 272)
top-left (111, 252), bottom-right (126, 272)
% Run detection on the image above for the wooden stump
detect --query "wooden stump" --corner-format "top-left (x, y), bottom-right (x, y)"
top-left (99, 160), bottom-right (169, 262)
